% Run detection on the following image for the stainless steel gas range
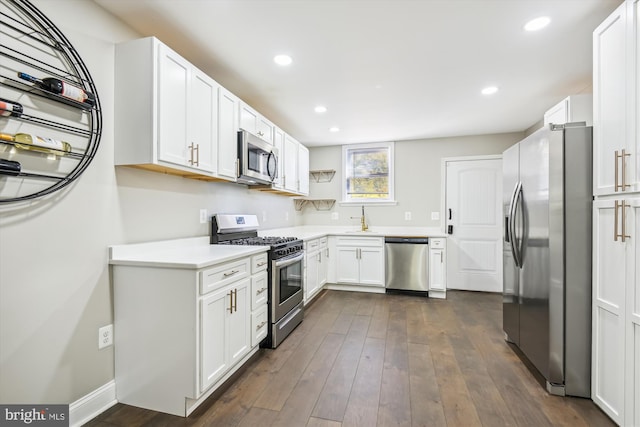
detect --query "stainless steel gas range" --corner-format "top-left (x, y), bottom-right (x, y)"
top-left (211, 214), bottom-right (304, 348)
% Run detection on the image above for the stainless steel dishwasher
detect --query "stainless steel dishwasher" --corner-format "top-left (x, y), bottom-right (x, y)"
top-left (384, 236), bottom-right (429, 294)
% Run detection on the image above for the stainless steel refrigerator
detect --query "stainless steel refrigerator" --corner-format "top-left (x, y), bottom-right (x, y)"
top-left (503, 123), bottom-right (592, 397)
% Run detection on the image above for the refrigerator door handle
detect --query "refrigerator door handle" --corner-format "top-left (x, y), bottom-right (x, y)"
top-left (509, 182), bottom-right (523, 267)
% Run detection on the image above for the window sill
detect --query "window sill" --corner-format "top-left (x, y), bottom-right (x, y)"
top-left (339, 200), bottom-right (398, 206)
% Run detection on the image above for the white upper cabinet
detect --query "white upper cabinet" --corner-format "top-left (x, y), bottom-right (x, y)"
top-left (593, 1), bottom-right (639, 196)
top-left (115, 37), bottom-right (217, 175)
top-left (239, 102), bottom-right (274, 144)
top-left (543, 94), bottom-right (593, 126)
top-left (272, 127), bottom-right (285, 189)
top-left (282, 134), bottom-right (309, 196)
top-left (217, 86), bottom-right (240, 181)
top-left (298, 144), bottom-right (309, 196)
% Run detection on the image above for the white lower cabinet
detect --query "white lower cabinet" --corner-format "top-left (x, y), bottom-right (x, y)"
top-left (200, 277), bottom-right (249, 393)
top-left (113, 249), bottom-right (267, 417)
top-left (304, 237), bottom-right (328, 303)
top-left (592, 197), bottom-right (639, 425)
top-left (335, 236), bottom-right (384, 288)
top-left (428, 238), bottom-right (447, 299)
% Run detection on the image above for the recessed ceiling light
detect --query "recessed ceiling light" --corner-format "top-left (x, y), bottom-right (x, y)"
top-left (481, 86), bottom-right (499, 95)
top-left (273, 54), bottom-right (292, 66)
top-left (329, 127), bottom-right (340, 133)
top-left (524, 16), bottom-right (551, 32)
top-left (314, 105), bottom-right (327, 113)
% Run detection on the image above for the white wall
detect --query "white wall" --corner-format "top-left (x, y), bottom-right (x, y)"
top-left (304, 132), bottom-right (522, 228)
top-left (0, 0), bottom-right (297, 405)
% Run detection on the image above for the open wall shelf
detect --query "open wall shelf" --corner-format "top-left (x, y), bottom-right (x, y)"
top-left (309, 169), bottom-right (336, 183)
top-left (294, 198), bottom-right (336, 211)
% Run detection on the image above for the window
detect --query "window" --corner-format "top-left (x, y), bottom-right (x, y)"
top-left (342, 142), bottom-right (395, 204)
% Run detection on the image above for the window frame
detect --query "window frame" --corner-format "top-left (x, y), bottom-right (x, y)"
top-left (341, 141), bottom-right (396, 205)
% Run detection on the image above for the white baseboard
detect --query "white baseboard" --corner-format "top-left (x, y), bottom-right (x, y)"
top-left (69, 380), bottom-right (117, 427)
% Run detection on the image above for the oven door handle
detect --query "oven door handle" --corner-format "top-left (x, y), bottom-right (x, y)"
top-left (274, 252), bottom-right (304, 269)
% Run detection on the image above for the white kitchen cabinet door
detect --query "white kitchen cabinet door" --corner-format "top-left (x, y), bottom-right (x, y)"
top-left (592, 198), bottom-right (639, 425)
top-left (217, 86), bottom-right (239, 181)
top-left (305, 249), bottom-right (319, 302)
top-left (189, 70), bottom-right (217, 173)
top-left (336, 247), bottom-right (359, 284)
top-left (200, 286), bottom-right (229, 393)
top-left (283, 134), bottom-right (299, 192)
top-left (318, 243), bottom-right (329, 287)
top-left (429, 238), bottom-right (447, 299)
top-left (239, 102), bottom-right (274, 144)
top-left (157, 43), bottom-right (190, 167)
top-left (543, 94), bottom-right (593, 126)
top-left (593, 1), bottom-right (639, 196)
top-left (272, 127), bottom-right (285, 189)
top-left (298, 144), bottom-right (310, 196)
top-left (228, 278), bottom-right (250, 365)
top-left (358, 247), bottom-right (384, 286)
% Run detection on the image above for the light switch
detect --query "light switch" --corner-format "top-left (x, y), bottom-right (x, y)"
top-left (404, 212), bottom-right (412, 221)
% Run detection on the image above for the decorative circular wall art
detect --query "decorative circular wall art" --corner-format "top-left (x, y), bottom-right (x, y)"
top-left (0, 0), bottom-right (102, 203)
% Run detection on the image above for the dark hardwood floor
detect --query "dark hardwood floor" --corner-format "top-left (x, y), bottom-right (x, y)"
top-left (86, 290), bottom-right (614, 427)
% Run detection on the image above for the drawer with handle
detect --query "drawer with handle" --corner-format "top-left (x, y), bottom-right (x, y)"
top-left (430, 238), bottom-right (446, 249)
top-left (200, 257), bottom-right (250, 295)
top-left (252, 305), bottom-right (268, 347)
top-left (251, 271), bottom-right (268, 310)
top-left (252, 252), bottom-right (269, 274)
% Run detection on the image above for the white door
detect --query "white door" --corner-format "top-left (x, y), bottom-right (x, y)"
top-left (445, 157), bottom-right (503, 292)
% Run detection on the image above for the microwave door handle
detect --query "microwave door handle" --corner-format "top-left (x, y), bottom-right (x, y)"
top-left (267, 151), bottom-right (277, 181)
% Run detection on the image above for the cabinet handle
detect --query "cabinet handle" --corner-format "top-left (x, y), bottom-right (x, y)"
top-left (325, 248), bottom-right (329, 257)
top-left (227, 291), bottom-right (233, 313)
top-left (615, 149), bottom-right (632, 192)
top-left (614, 200), bottom-right (631, 242)
top-left (233, 289), bottom-right (237, 313)
top-left (194, 143), bottom-right (199, 166)
top-left (189, 143), bottom-right (195, 165)
top-left (223, 269), bottom-right (240, 277)
top-left (235, 159), bottom-right (240, 178)
top-left (440, 252), bottom-right (443, 263)
top-left (256, 320), bottom-right (267, 330)
top-left (256, 261), bottom-right (267, 267)
top-left (256, 287), bottom-right (267, 295)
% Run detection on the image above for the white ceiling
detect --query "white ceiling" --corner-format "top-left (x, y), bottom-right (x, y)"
top-left (94, 0), bottom-right (621, 147)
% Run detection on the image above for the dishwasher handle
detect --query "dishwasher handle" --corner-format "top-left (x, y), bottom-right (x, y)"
top-left (384, 237), bottom-right (429, 244)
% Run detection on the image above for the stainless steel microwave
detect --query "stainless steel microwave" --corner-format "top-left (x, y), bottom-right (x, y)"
top-left (237, 130), bottom-right (278, 185)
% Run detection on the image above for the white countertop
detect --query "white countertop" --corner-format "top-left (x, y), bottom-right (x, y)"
top-left (109, 236), bottom-right (267, 269)
top-left (109, 227), bottom-right (447, 268)
top-left (259, 225), bottom-right (447, 240)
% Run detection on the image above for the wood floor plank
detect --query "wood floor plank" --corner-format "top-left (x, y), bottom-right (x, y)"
top-left (342, 337), bottom-right (385, 427)
top-left (429, 332), bottom-right (483, 427)
top-left (270, 333), bottom-right (345, 427)
top-left (307, 417), bottom-right (343, 427)
top-left (236, 406), bottom-right (279, 427)
top-left (311, 315), bottom-right (370, 421)
top-left (377, 308), bottom-right (412, 427)
top-left (407, 342), bottom-right (447, 426)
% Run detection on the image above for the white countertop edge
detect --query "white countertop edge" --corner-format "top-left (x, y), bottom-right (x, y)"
top-left (259, 226), bottom-right (447, 240)
top-left (109, 236), bottom-right (268, 269)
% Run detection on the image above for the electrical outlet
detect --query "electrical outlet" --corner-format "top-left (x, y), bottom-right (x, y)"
top-left (199, 209), bottom-right (208, 224)
top-left (262, 211), bottom-right (267, 222)
top-left (331, 212), bottom-right (339, 220)
top-left (431, 211), bottom-right (440, 220)
top-left (98, 324), bottom-right (113, 349)
top-left (405, 211), bottom-right (412, 221)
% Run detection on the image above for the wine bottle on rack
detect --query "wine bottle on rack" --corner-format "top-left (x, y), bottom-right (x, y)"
top-left (0, 132), bottom-right (72, 156)
top-left (0, 98), bottom-right (23, 118)
top-left (0, 159), bottom-right (21, 176)
top-left (17, 72), bottom-right (95, 107)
